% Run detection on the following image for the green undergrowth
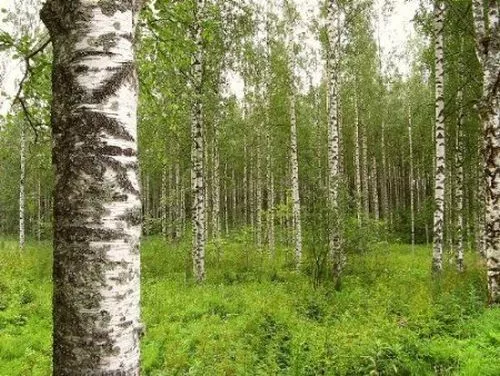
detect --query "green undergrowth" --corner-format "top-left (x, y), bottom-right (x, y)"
top-left (0, 236), bottom-right (498, 375)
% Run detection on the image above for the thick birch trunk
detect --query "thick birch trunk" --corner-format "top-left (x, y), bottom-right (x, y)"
top-left (41, 1), bottom-right (143, 373)
top-left (432, 1), bottom-right (446, 273)
top-left (191, 0), bottom-right (206, 283)
top-left (472, 0), bottom-right (500, 304)
top-left (19, 123), bottom-right (25, 250)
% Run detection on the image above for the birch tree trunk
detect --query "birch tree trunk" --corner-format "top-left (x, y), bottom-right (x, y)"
top-left (409, 109), bottom-right (415, 249)
top-left (37, 175), bottom-right (42, 241)
top-left (288, 35), bottom-right (302, 267)
top-left (211, 114), bottom-right (221, 241)
top-left (41, 1), bottom-right (143, 373)
top-left (472, 0), bottom-right (500, 303)
top-left (432, 0), bottom-right (446, 273)
top-left (456, 89), bottom-right (465, 272)
top-left (161, 167), bottom-right (167, 239)
top-left (354, 94), bottom-right (362, 225)
top-left (19, 123), bottom-right (25, 250)
top-left (191, 0), bottom-right (206, 283)
top-left (380, 121), bottom-right (389, 220)
top-left (361, 118), bottom-right (370, 218)
top-left (327, 0), bottom-right (342, 284)
top-left (256, 126), bottom-right (263, 250)
top-left (371, 157), bottom-right (379, 221)
top-left (173, 163), bottom-right (181, 240)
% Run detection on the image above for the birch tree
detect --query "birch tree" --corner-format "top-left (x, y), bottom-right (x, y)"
top-left (432, 0), bottom-right (446, 273)
top-left (191, 0), bottom-right (206, 283)
top-left (456, 89), bottom-right (464, 272)
top-left (41, 0), bottom-right (144, 373)
top-left (471, 0), bottom-right (500, 303)
top-left (285, 1), bottom-right (302, 266)
top-left (327, 0), bottom-right (342, 284)
top-left (19, 123), bottom-right (25, 250)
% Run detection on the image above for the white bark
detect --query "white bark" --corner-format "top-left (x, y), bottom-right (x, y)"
top-left (472, 0), bottom-right (500, 303)
top-left (409, 109), bottom-right (415, 249)
top-left (456, 89), bottom-right (465, 272)
top-left (19, 123), bottom-right (25, 250)
top-left (288, 33), bottom-right (302, 267)
top-left (161, 167), bottom-right (167, 239)
top-left (327, 0), bottom-right (342, 284)
top-left (191, 0), bottom-right (206, 283)
top-left (432, 0), bottom-right (446, 273)
top-left (371, 156), bottom-right (379, 221)
top-left (381, 121), bottom-right (389, 220)
top-left (354, 94), bottom-right (362, 225)
top-left (211, 113), bottom-right (221, 241)
top-left (41, 1), bottom-right (143, 373)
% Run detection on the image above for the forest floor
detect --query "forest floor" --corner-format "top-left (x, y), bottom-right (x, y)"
top-left (0, 236), bottom-right (499, 375)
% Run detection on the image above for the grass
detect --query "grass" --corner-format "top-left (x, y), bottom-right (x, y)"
top-left (0, 235), bottom-right (499, 375)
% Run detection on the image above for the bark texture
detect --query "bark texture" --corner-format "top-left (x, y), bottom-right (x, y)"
top-left (288, 32), bottom-right (302, 266)
top-left (41, 0), bottom-right (143, 374)
top-left (191, 0), bottom-right (206, 283)
top-left (472, 0), bottom-right (500, 303)
top-left (432, 0), bottom-right (446, 273)
top-left (327, 0), bottom-right (343, 284)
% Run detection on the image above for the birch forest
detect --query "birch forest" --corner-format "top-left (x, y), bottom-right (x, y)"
top-left (0, 0), bottom-right (499, 374)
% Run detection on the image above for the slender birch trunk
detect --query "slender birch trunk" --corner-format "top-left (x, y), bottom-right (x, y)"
top-left (354, 94), bottom-right (362, 225)
top-left (472, 0), bottom-right (500, 303)
top-left (256, 127), bottom-right (263, 250)
top-left (361, 118), bottom-right (370, 219)
top-left (327, 0), bottom-right (342, 284)
top-left (243, 140), bottom-right (248, 226)
top-left (371, 157), bottom-right (379, 221)
top-left (409, 109), bottom-right (415, 249)
top-left (456, 89), bottom-right (465, 272)
top-left (174, 163), bottom-right (181, 240)
top-left (161, 167), bottom-right (168, 239)
top-left (229, 168), bottom-right (235, 228)
top-left (266, 124), bottom-right (275, 255)
top-left (41, 1), bottom-right (143, 373)
top-left (37, 175), bottom-right (41, 241)
top-left (380, 121), bottom-right (389, 220)
top-left (191, 0), bottom-right (206, 283)
top-left (287, 34), bottom-right (302, 267)
top-left (432, 0), bottom-right (446, 273)
top-left (211, 114), bottom-right (221, 241)
top-left (19, 123), bottom-right (25, 250)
